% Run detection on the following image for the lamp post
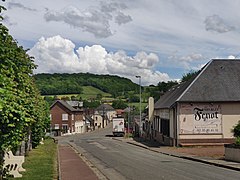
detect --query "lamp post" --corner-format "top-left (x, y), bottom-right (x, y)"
top-left (136, 75), bottom-right (142, 137)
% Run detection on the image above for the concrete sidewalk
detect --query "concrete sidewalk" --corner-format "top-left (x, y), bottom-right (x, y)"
top-left (58, 144), bottom-right (99, 180)
top-left (116, 137), bottom-right (240, 172)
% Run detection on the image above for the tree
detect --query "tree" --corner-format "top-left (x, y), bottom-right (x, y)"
top-left (112, 99), bottom-right (128, 109)
top-left (181, 70), bottom-right (199, 83)
top-left (233, 121), bottom-right (240, 145)
top-left (83, 100), bottom-right (101, 109)
top-left (157, 81), bottom-right (178, 93)
top-left (0, 4), bottom-right (50, 178)
top-left (96, 93), bottom-right (103, 100)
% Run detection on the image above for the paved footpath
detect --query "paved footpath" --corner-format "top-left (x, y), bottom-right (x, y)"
top-left (58, 144), bottom-right (99, 180)
top-left (120, 137), bottom-right (240, 172)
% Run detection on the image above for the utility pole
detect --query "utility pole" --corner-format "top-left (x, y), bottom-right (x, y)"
top-left (128, 99), bottom-right (130, 138)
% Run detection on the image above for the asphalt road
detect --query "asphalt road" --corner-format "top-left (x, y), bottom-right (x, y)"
top-left (59, 125), bottom-right (240, 180)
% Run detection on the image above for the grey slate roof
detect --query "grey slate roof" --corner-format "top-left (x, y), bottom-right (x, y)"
top-left (96, 104), bottom-right (115, 111)
top-left (85, 115), bottom-right (94, 124)
top-left (155, 59), bottom-right (240, 109)
top-left (154, 80), bottom-right (193, 109)
top-left (66, 101), bottom-right (83, 107)
top-left (51, 100), bottom-right (83, 112)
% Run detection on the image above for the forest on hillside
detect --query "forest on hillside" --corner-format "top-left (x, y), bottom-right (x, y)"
top-left (33, 73), bottom-right (140, 97)
top-left (34, 71), bottom-right (198, 102)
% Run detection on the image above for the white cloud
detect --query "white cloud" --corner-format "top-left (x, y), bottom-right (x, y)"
top-left (29, 35), bottom-right (169, 85)
top-left (5, 0), bottom-right (240, 81)
top-left (168, 52), bottom-right (204, 70)
top-left (180, 53), bottom-right (203, 62)
top-left (204, 14), bottom-right (235, 33)
top-left (43, 1), bottom-right (132, 38)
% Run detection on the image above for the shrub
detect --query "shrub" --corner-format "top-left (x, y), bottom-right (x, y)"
top-left (235, 137), bottom-right (240, 145)
top-left (233, 121), bottom-right (240, 138)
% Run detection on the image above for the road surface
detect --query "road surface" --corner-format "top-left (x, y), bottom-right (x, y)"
top-left (59, 125), bottom-right (240, 180)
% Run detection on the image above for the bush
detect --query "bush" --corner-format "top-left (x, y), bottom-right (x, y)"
top-left (233, 121), bottom-right (240, 138)
top-left (235, 137), bottom-right (240, 145)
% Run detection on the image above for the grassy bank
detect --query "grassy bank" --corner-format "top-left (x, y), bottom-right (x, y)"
top-left (11, 138), bottom-right (58, 180)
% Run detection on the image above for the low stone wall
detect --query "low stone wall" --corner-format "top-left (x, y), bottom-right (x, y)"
top-left (225, 144), bottom-right (240, 162)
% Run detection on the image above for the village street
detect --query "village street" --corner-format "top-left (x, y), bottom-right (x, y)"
top-left (57, 125), bottom-right (240, 180)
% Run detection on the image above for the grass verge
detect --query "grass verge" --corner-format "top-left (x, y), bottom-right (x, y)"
top-left (11, 138), bottom-right (58, 180)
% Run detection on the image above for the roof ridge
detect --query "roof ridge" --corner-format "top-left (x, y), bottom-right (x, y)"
top-left (176, 60), bottom-right (212, 102)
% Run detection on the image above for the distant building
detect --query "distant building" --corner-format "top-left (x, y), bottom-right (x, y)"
top-left (93, 104), bottom-right (116, 128)
top-left (153, 59), bottom-right (240, 146)
top-left (50, 100), bottom-right (84, 136)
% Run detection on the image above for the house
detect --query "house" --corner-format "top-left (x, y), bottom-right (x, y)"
top-left (93, 104), bottom-right (116, 128)
top-left (50, 100), bottom-right (84, 136)
top-left (152, 59), bottom-right (240, 146)
top-left (83, 115), bottom-right (95, 131)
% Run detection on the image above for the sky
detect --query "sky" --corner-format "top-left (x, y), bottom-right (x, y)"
top-left (1, 0), bottom-right (240, 85)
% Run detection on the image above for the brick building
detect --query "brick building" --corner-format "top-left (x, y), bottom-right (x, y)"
top-left (50, 100), bottom-right (84, 136)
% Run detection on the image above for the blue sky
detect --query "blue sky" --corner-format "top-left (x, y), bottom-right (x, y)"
top-left (1, 0), bottom-right (240, 85)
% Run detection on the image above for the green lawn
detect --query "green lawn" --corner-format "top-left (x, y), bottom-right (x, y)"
top-left (45, 86), bottom-right (112, 100)
top-left (129, 102), bottom-right (148, 111)
top-left (11, 138), bottom-right (58, 180)
top-left (82, 86), bottom-right (111, 96)
top-left (78, 86), bottom-right (112, 99)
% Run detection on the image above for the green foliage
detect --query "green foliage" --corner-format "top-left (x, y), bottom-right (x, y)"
top-left (145, 81), bottom-right (178, 101)
top-left (0, 4), bottom-right (50, 176)
top-left (233, 121), bottom-right (240, 138)
top-left (181, 70), bottom-right (199, 83)
top-left (33, 73), bottom-right (139, 96)
top-left (83, 100), bottom-right (101, 108)
top-left (235, 137), bottom-right (240, 145)
top-left (157, 81), bottom-right (178, 93)
top-left (44, 96), bottom-right (55, 107)
top-left (127, 91), bottom-right (140, 103)
top-left (112, 99), bottom-right (128, 109)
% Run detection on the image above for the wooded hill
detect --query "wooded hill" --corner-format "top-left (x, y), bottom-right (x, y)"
top-left (33, 73), bottom-right (140, 97)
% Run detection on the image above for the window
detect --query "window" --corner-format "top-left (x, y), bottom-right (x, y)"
top-left (72, 114), bottom-right (74, 121)
top-left (50, 114), bottom-right (52, 121)
top-left (54, 124), bottom-right (59, 129)
top-left (62, 114), bottom-right (68, 121)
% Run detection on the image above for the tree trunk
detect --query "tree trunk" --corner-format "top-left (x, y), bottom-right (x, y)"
top-left (25, 129), bottom-right (32, 156)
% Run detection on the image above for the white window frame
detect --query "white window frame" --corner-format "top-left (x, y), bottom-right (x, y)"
top-left (62, 114), bottom-right (68, 121)
top-left (54, 124), bottom-right (59, 129)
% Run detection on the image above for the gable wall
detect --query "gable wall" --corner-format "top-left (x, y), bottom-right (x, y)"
top-left (50, 102), bottom-right (73, 133)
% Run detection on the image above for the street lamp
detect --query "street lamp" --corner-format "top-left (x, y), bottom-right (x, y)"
top-left (136, 75), bottom-right (142, 137)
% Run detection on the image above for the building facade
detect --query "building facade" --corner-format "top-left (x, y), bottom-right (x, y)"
top-left (50, 100), bottom-right (84, 136)
top-left (153, 60), bottom-right (240, 146)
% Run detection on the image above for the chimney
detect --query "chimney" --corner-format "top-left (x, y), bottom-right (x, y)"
top-left (148, 97), bottom-right (154, 122)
